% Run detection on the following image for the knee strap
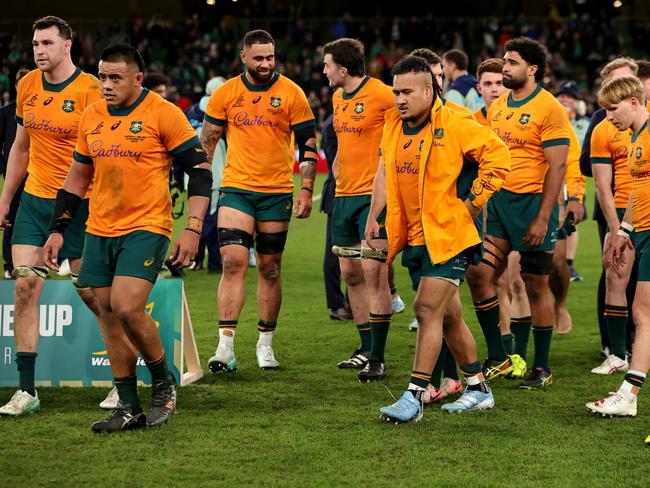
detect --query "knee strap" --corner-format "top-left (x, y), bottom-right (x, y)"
top-left (520, 251), bottom-right (553, 275)
top-left (332, 245), bottom-right (361, 259)
top-left (360, 245), bottom-right (387, 262)
top-left (12, 265), bottom-right (49, 280)
top-left (218, 227), bottom-right (254, 249)
top-left (256, 231), bottom-right (288, 255)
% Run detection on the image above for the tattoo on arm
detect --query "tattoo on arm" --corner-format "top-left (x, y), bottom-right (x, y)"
top-left (200, 121), bottom-right (223, 163)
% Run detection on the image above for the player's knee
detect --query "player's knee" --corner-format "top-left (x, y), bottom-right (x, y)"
top-left (218, 227), bottom-right (253, 249)
top-left (413, 297), bottom-right (437, 321)
top-left (340, 265), bottom-right (364, 286)
top-left (221, 253), bottom-right (248, 275)
top-left (522, 274), bottom-right (547, 303)
top-left (258, 260), bottom-right (281, 282)
top-left (111, 303), bottom-right (141, 327)
top-left (465, 264), bottom-right (491, 295)
top-left (256, 230), bottom-right (288, 255)
top-left (12, 265), bottom-right (48, 281)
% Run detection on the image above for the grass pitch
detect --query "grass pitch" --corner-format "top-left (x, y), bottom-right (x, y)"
top-left (0, 180), bottom-right (648, 486)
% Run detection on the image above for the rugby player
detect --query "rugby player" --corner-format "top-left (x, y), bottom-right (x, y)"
top-left (0, 16), bottom-right (120, 416)
top-left (586, 77), bottom-right (650, 437)
top-left (367, 55), bottom-right (510, 422)
top-left (465, 37), bottom-right (571, 389)
top-left (589, 61), bottom-right (649, 373)
top-left (200, 30), bottom-right (317, 373)
top-left (322, 38), bottom-right (394, 381)
top-left (43, 44), bottom-right (211, 432)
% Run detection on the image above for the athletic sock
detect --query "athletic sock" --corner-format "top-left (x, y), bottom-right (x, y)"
top-left (356, 322), bottom-right (372, 353)
top-left (501, 333), bottom-right (515, 355)
top-left (620, 370), bottom-right (646, 398)
top-left (566, 259), bottom-right (574, 267)
top-left (145, 353), bottom-right (172, 383)
top-left (369, 312), bottom-right (391, 362)
top-left (474, 296), bottom-right (506, 361)
top-left (511, 316), bottom-right (532, 359)
top-left (16, 352), bottom-right (37, 396)
top-left (604, 304), bottom-right (628, 359)
top-left (460, 361), bottom-right (489, 393)
top-left (442, 342), bottom-right (459, 380)
top-left (218, 320), bottom-right (237, 349)
top-left (114, 375), bottom-right (141, 413)
top-left (257, 320), bottom-right (277, 347)
top-left (257, 320), bottom-right (277, 333)
top-left (532, 326), bottom-right (553, 370)
top-left (408, 370), bottom-right (430, 400)
top-left (430, 344), bottom-right (447, 388)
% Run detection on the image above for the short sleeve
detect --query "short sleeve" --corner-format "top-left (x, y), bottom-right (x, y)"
top-left (73, 109), bottom-right (93, 164)
top-left (590, 121), bottom-right (612, 164)
top-left (84, 75), bottom-right (104, 106)
top-left (540, 102), bottom-right (571, 148)
top-left (204, 84), bottom-right (228, 126)
top-left (378, 83), bottom-right (394, 112)
top-left (158, 102), bottom-right (200, 154)
top-left (289, 85), bottom-right (315, 131)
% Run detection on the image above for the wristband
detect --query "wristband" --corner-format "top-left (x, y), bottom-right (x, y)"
top-left (301, 187), bottom-right (313, 193)
top-left (186, 215), bottom-right (203, 235)
top-left (617, 222), bottom-right (633, 238)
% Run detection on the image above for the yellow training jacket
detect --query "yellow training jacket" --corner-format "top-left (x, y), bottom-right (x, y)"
top-left (382, 97), bottom-right (511, 265)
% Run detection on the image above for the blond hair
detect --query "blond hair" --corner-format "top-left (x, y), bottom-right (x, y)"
top-left (597, 75), bottom-right (645, 108)
top-left (600, 57), bottom-right (638, 80)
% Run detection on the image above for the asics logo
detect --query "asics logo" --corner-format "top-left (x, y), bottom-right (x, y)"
top-left (403, 139), bottom-right (412, 149)
top-left (43, 97), bottom-right (54, 106)
top-left (111, 121), bottom-right (122, 130)
top-left (252, 96), bottom-right (262, 104)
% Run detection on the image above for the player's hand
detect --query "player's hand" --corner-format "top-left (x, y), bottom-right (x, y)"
top-left (463, 199), bottom-right (481, 220)
top-left (43, 233), bottom-right (64, 271)
top-left (566, 200), bottom-right (584, 224)
top-left (170, 229), bottom-right (200, 268)
top-left (604, 233), bottom-right (633, 269)
top-left (0, 200), bottom-right (11, 230)
top-left (523, 215), bottom-right (548, 249)
top-left (293, 189), bottom-right (313, 219)
top-left (364, 219), bottom-right (380, 249)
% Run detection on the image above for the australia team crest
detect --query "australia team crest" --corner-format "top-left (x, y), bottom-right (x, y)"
top-left (636, 146), bottom-right (643, 159)
top-left (354, 102), bottom-right (364, 114)
top-left (270, 97), bottom-right (282, 108)
top-left (130, 121), bottom-right (143, 133)
top-left (62, 99), bottom-right (75, 113)
top-left (519, 113), bottom-right (531, 124)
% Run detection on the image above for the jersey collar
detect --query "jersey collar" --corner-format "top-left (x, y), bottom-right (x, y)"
top-left (631, 119), bottom-right (648, 143)
top-left (342, 76), bottom-right (370, 100)
top-left (402, 116), bottom-right (431, 135)
top-left (41, 66), bottom-right (81, 93)
top-left (507, 84), bottom-right (542, 108)
top-left (107, 88), bottom-right (149, 116)
top-left (241, 71), bottom-right (280, 92)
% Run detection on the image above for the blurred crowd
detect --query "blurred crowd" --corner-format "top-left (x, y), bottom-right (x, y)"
top-left (1, 11), bottom-right (650, 134)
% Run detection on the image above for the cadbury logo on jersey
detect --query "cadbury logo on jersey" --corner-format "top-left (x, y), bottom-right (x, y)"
top-left (43, 97), bottom-right (54, 106)
top-left (62, 99), bottom-right (75, 113)
top-left (233, 111), bottom-right (280, 130)
top-left (23, 112), bottom-right (72, 137)
top-left (89, 140), bottom-right (143, 162)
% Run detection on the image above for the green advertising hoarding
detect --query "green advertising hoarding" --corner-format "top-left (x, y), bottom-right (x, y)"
top-left (0, 279), bottom-right (201, 387)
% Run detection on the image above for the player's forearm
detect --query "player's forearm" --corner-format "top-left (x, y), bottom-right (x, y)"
top-left (299, 136), bottom-right (318, 192)
top-left (539, 162), bottom-right (566, 221)
top-left (1, 145), bottom-right (29, 203)
top-left (594, 182), bottom-right (620, 231)
top-left (199, 120), bottom-right (223, 163)
top-left (368, 161), bottom-right (387, 221)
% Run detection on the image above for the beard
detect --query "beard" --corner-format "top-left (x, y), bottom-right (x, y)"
top-left (503, 74), bottom-right (526, 90)
top-left (247, 66), bottom-right (273, 83)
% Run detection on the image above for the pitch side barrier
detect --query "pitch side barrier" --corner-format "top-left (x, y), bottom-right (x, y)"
top-left (0, 279), bottom-right (202, 387)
